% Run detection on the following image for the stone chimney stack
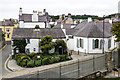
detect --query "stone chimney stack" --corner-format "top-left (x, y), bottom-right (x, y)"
top-left (43, 9), bottom-right (46, 15)
top-left (68, 13), bottom-right (71, 18)
top-left (32, 10), bottom-right (38, 22)
top-left (62, 14), bottom-right (65, 20)
top-left (19, 8), bottom-right (22, 15)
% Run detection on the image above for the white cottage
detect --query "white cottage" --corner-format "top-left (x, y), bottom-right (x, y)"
top-left (12, 28), bottom-right (66, 53)
top-left (19, 8), bottom-right (50, 28)
top-left (73, 22), bottom-right (115, 53)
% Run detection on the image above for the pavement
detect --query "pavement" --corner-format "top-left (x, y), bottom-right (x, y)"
top-left (2, 51), bottom-right (100, 78)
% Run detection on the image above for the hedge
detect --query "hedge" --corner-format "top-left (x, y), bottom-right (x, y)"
top-left (42, 58), bottom-right (49, 65)
top-left (35, 60), bottom-right (41, 67)
top-left (27, 60), bottom-right (35, 67)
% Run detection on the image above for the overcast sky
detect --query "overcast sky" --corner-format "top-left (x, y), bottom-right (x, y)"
top-left (0, 0), bottom-right (120, 20)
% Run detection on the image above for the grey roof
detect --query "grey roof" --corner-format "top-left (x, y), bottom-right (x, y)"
top-left (0, 21), bottom-right (14, 26)
top-left (19, 14), bottom-right (50, 22)
top-left (12, 28), bottom-right (66, 39)
top-left (53, 24), bottom-right (72, 29)
top-left (56, 17), bottom-right (68, 23)
top-left (66, 29), bottom-right (79, 35)
top-left (74, 22), bottom-right (112, 38)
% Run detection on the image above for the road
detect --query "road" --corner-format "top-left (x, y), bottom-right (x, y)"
top-left (0, 43), bottom-right (11, 77)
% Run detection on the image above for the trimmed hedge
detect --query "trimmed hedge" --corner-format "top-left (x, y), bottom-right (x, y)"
top-left (27, 60), bottom-right (35, 67)
top-left (42, 58), bottom-right (49, 65)
top-left (28, 52), bottom-right (37, 58)
top-left (35, 60), bottom-right (41, 67)
top-left (14, 52), bottom-right (72, 68)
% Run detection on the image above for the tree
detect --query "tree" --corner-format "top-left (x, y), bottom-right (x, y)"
top-left (111, 21), bottom-right (120, 42)
top-left (12, 39), bottom-right (27, 53)
top-left (55, 40), bottom-right (67, 54)
top-left (39, 35), bottom-right (56, 54)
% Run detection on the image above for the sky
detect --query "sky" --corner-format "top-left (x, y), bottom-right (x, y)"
top-left (0, 0), bottom-right (120, 20)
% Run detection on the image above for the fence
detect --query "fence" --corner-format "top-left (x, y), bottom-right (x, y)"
top-left (21, 54), bottom-right (106, 79)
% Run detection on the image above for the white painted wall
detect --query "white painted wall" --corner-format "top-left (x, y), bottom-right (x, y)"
top-left (74, 36), bottom-right (115, 53)
top-left (25, 38), bottom-right (66, 53)
top-left (19, 22), bottom-right (46, 28)
top-left (25, 39), bottom-right (40, 53)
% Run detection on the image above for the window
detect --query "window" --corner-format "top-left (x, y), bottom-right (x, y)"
top-left (26, 39), bottom-right (30, 43)
top-left (79, 39), bottom-right (82, 47)
top-left (34, 48), bottom-right (36, 51)
top-left (108, 39), bottom-right (111, 49)
top-left (93, 39), bottom-right (99, 49)
top-left (7, 34), bottom-right (10, 38)
top-left (79, 39), bottom-right (83, 48)
top-left (95, 39), bottom-right (99, 48)
top-left (6, 28), bottom-right (10, 33)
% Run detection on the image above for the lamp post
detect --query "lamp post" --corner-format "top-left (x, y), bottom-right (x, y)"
top-left (102, 15), bottom-right (105, 54)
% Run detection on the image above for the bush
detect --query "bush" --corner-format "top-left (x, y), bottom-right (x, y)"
top-left (21, 56), bottom-right (31, 61)
top-left (15, 53), bottom-right (26, 60)
top-left (20, 60), bottom-right (27, 67)
top-left (27, 60), bottom-right (35, 67)
top-left (65, 55), bottom-right (71, 60)
top-left (42, 58), bottom-right (49, 65)
top-left (35, 60), bottom-right (41, 67)
top-left (28, 52), bottom-right (37, 57)
top-left (54, 56), bottom-right (60, 62)
top-left (16, 58), bottom-right (22, 65)
top-left (59, 55), bottom-right (66, 61)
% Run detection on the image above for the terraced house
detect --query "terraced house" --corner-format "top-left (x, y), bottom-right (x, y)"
top-left (0, 18), bottom-right (18, 41)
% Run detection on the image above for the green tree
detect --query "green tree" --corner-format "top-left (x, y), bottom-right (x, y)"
top-left (55, 40), bottom-right (67, 54)
top-left (12, 39), bottom-right (27, 53)
top-left (111, 21), bottom-right (120, 42)
top-left (39, 35), bottom-right (56, 54)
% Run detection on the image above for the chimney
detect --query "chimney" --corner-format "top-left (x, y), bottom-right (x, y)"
top-left (38, 11), bottom-right (43, 16)
top-left (68, 13), bottom-right (71, 18)
top-left (19, 8), bottom-right (22, 15)
top-left (43, 9), bottom-right (46, 15)
top-left (62, 14), bottom-right (65, 20)
top-left (88, 17), bottom-right (92, 22)
top-left (32, 10), bottom-right (38, 22)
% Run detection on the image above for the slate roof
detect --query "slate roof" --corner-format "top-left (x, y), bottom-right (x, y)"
top-left (0, 21), bottom-right (14, 26)
top-left (19, 14), bottom-right (50, 22)
top-left (66, 29), bottom-right (79, 35)
top-left (74, 22), bottom-right (112, 38)
top-left (12, 28), bottom-right (66, 39)
top-left (53, 24), bottom-right (72, 29)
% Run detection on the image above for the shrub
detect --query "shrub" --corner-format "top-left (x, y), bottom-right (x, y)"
top-left (27, 60), bottom-right (35, 67)
top-left (54, 56), bottom-right (60, 62)
top-left (42, 58), bottom-right (49, 65)
top-left (15, 53), bottom-right (26, 60)
top-left (52, 52), bottom-right (59, 55)
top-left (48, 57), bottom-right (54, 64)
top-left (20, 60), bottom-right (27, 67)
top-left (59, 55), bottom-right (66, 61)
top-left (12, 55), bottom-right (15, 59)
top-left (28, 52), bottom-right (37, 57)
top-left (35, 60), bottom-right (41, 67)
top-left (16, 58), bottom-right (22, 65)
top-left (65, 55), bottom-right (71, 60)
top-left (21, 56), bottom-right (31, 61)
